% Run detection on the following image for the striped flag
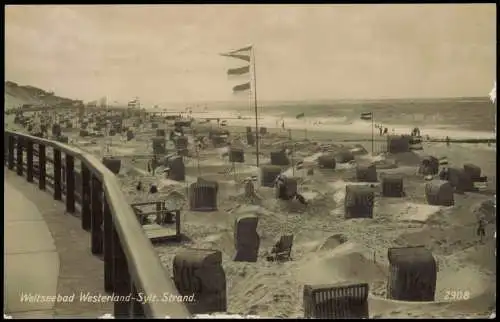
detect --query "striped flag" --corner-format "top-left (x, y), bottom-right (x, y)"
top-left (360, 112), bottom-right (373, 120)
top-left (295, 160), bottom-right (304, 170)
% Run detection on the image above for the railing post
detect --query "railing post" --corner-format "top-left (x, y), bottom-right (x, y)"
top-left (176, 210), bottom-right (181, 239)
top-left (130, 284), bottom-right (145, 318)
top-left (38, 144), bottom-right (46, 190)
top-left (8, 135), bottom-right (15, 170)
top-left (81, 165), bottom-right (91, 231)
top-left (103, 195), bottom-right (114, 293)
top-left (53, 149), bottom-right (62, 200)
top-left (65, 155), bottom-right (75, 213)
top-left (26, 140), bottom-right (34, 182)
top-left (91, 176), bottom-right (103, 255)
top-left (16, 136), bottom-right (23, 176)
top-left (4, 133), bottom-right (7, 164)
top-left (112, 225), bottom-right (132, 318)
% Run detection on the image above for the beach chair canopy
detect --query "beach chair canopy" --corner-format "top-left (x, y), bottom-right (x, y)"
top-left (270, 234), bottom-right (294, 261)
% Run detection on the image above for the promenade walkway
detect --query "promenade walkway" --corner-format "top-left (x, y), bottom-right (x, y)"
top-left (4, 169), bottom-right (113, 318)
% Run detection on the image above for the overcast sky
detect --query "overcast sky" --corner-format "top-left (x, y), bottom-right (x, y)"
top-left (5, 4), bottom-right (496, 104)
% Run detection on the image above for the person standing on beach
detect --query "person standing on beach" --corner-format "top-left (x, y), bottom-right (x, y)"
top-left (445, 136), bottom-right (450, 147)
top-left (379, 125), bottom-right (383, 136)
top-left (281, 120), bottom-right (285, 130)
top-left (477, 217), bottom-right (486, 243)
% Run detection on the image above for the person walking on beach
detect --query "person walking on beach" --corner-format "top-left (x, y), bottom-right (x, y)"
top-left (151, 156), bottom-right (157, 175)
top-left (477, 217), bottom-right (486, 243)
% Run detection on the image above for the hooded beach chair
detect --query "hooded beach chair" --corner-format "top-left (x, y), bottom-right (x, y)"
top-left (266, 234), bottom-right (294, 262)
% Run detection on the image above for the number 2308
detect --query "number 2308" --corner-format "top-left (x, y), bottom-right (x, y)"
top-left (444, 290), bottom-right (470, 300)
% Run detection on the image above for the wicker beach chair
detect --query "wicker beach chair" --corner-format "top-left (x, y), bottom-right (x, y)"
top-left (266, 234), bottom-right (294, 262)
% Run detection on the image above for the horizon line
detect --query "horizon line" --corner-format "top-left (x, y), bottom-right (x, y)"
top-left (5, 81), bottom-right (492, 104)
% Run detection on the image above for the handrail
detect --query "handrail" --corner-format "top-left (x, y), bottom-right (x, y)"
top-left (4, 129), bottom-right (190, 318)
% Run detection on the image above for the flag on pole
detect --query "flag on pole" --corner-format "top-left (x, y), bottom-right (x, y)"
top-left (233, 82), bottom-right (251, 93)
top-left (221, 54), bottom-right (250, 62)
top-left (360, 112), bottom-right (373, 120)
top-left (227, 45), bottom-right (253, 54)
top-left (221, 45), bottom-right (253, 95)
top-left (228, 65), bottom-right (250, 76)
top-left (220, 45), bottom-right (253, 62)
top-left (296, 112), bottom-right (305, 119)
top-left (128, 98), bottom-right (140, 108)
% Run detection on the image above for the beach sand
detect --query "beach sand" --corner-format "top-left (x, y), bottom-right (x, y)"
top-left (6, 110), bottom-right (496, 318)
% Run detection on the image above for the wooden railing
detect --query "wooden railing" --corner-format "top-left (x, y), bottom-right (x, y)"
top-left (4, 130), bottom-right (190, 318)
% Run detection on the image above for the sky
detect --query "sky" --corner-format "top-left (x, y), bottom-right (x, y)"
top-left (5, 4), bottom-right (497, 104)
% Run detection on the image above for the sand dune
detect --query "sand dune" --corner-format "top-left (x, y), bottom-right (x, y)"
top-left (296, 242), bottom-right (388, 286)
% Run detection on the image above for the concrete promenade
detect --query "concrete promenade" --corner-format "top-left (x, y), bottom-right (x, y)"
top-left (4, 169), bottom-right (113, 318)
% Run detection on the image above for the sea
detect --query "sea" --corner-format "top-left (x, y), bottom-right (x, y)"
top-left (159, 97), bottom-right (496, 140)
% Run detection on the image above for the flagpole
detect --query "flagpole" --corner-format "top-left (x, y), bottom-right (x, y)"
top-left (304, 118), bottom-right (307, 140)
top-left (251, 47), bottom-right (260, 167)
top-left (371, 112), bottom-right (374, 155)
top-left (233, 161), bottom-right (236, 182)
top-left (196, 147), bottom-right (201, 177)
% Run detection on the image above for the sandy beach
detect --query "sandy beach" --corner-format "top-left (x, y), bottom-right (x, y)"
top-left (5, 4), bottom-right (497, 319)
top-left (6, 108), bottom-right (496, 318)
